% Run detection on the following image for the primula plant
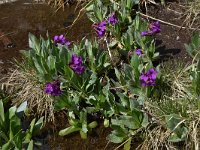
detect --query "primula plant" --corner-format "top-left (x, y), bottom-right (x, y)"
top-left (69, 54), bottom-right (85, 75)
top-left (45, 80), bottom-right (62, 96)
top-left (86, 0), bottom-right (160, 66)
top-left (3, 0), bottom-right (200, 149)
top-left (141, 21), bottom-right (161, 36)
top-left (14, 29), bottom-right (160, 148)
top-left (0, 100), bottom-right (44, 150)
top-left (4, 0), bottom-right (161, 148)
top-left (53, 34), bottom-right (71, 46)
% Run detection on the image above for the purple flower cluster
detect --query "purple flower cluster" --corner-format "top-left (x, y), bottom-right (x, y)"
top-left (53, 34), bottom-right (71, 46)
top-left (69, 54), bottom-right (85, 75)
top-left (140, 68), bottom-right (158, 87)
top-left (92, 13), bottom-right (118, 38)
top-left (108, 13), bottom-right (118, 26)
top-left (135, 49), bottom-right (142, 56)
top-left (92, 21), bottom-right (107, 38)
top-left (45, 80), bottom-right (62, 96)
top-left (141, 21), bottom-right (161, 36)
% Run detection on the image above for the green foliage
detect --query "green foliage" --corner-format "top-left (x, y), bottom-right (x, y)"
top-left (14, 0), bottom-right (197, 148)
top-left (21, 33), bottom-right (64, 82)
top-left (59, 110), bottom-right (98, 139)
top-left (184, 32), bottom-right (200, 59)
top-left (165, 114), bottom-right (188, 142)
top-left (2, 0), bottom-right (200, 148)
top-left (185, 32), bottom-right (200, 96)
top-left (18, 0), bottom-right (160, 145)
top-left (0, 100), bottom-right (44, 150)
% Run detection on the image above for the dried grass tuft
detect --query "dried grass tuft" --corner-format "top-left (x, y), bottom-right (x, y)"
top-left (140, 60), bottom-right (200, 149)
top-left (138, 126), bottom-right (176, 150)
top-left (1, 67), bottom-right (55, 123)
top-left (47, 0), bottom-right (90, 11)
top-left (181, 0), bottom-right (200, 28)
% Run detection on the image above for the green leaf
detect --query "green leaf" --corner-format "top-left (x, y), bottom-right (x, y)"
top-left (184, 43), bottom-right (194, 57)
top-left (94, 6), bottom-right (103, 21)
top-left (25, 119), bottom-right (36, 142)
top-left (123, 138), bottom-right (131, 150)
top-left (108, 132), bottom-right (125, 143)
top-left (86, 73), bottom-right (97, 91)
top-left (141, 113), bottom-right (149, 127)
top-left (27, 140), bottom-right (33, 150)
top-left (104, 62), bottom-right (110, 68)
top-left (116, 92), bottom-right (129, 108)
top-left (54, 96), bottom-right (70, 110)
top-left (47, 55), bottom-right (56, 71)
top-left (9, 106), bottom-right (17, 119)
top-left (111, 115), bottom-right (142, 130)
top-left (0, 100), bottom-right (5, 122)
top-left (80, 130), bottom-right (87, 139)
top-left (165, 114), bottom-right (188, 142)
top-left (168, 127), bottom-right (188, 142)
top-left (2, 140), bottom-right (12, 150)
top-left (104, 119), bottom-right (109, 127)
top-left (59, 126), bottom-right (80, 136)
top-left (134, 0), bottom-right (139, 4)
top-left (109, 40), bottom-right (118, 48)
top-left (198, 100), bottom-right (200, 116)
top-left (153, 52), bottom-right (159, 60)
top-left (88, 121), bottom-right (98, 129)
top-left (161, 0), bottom-right (165, 5)
top-left (166, 114), bottom-right (181, 130)
top-left (86, 3), bottom-right (94, 12)
top-left (195, 60), bottom-right (200, 95)
top-left (32, 117), bottom-right (44, 135)
top-left (16, 101), bottom-right (27, 117)
top-left (82, 123), bottom-right (88, 133)
top-left (32, 57), bottom-right (45, 75)
top-left (126, 0), bottom-right (132, 9)
top-left (29, 33), bottom-right (40, 53)
top-left (192, 32), bottom-right (199, 48)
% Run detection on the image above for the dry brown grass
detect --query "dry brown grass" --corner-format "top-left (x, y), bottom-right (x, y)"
top-left (181, 0), bottom-right (200, 28)
top-left (1, 67), bottom-right (55, 123)
top-left (47, 0), bottom-right (90, 11)
top-left (138, 126), bottom-right (175, 150)
top-left (137, 60), bottom-right (200, 150)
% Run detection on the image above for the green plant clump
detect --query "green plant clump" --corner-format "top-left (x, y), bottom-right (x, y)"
top-left (1, 0), bottom-right (200, 149)
top-left (0, 100), bottom-right (44, 150)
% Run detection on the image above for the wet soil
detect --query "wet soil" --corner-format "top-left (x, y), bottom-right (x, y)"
top-left (147, 2), bottom-right (197, 63)
top-left (32, 112), bottom-right (124, 150)
top-left (0, 0), bottom-right (198, 149)
top-left (0, 0), bottom-right (93, 77)
top-left (45, 112), bottom-right (123, 150)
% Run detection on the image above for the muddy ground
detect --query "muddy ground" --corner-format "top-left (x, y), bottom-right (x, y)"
top-left (0, 0), bottom-right (198, 149)
top-left (0, 0), bottom-right (93, 78)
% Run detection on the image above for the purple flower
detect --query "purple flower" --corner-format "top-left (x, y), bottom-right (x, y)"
top-left (69, 54), bottom-right (85, 75)
top-left (140, 68), bottom-right (158, 87)
top-left (53, 34), bottom-right (71, 46)
top-left (45, 80), bottom-right (62, 96)
top-left (141, 21), bottom-right (161, 36)
top-left (149, 21), bottom-right (160, 33)
top-left (141, 31), bottom-right (150, 36)
top-left (108, 13), bottom-right (118, 26)
top-left (93, 21), bottom-right (107, 38)
top-left (135, 49), bottom-right (142, 56)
